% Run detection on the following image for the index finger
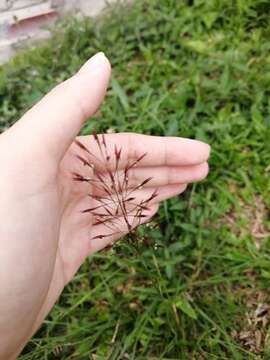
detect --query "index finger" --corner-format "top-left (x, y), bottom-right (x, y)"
top-left (76, 133), bottom-right (211, 169)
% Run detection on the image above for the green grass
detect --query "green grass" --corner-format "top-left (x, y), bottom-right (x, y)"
top-left (1, 0), bottom-right (270, 358)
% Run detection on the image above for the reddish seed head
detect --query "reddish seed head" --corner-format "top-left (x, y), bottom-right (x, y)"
top-left (75, 154), bottom-right (93, 168)
top-left (144, 189), bottom-right (158, 203)
top-left (74, 139), bottom-right (91, 154)
top-left (81, 205), bottom-right (105, 213)
top-left (74, 132), bottom-right (158, 244)
top-left (127, 152), bottom-right (147, 170)
top-left (72, 172), bottom-right (89, 182)
top-left (104, 207), bottom-right (113, 216)
top-left (93, 132), bottom-right (99, 144)
top-left (92, 234), bottom-right (110, 240)
top-left (126, 197), bottom-right (136, 202)
top-left (114, 145), bottom-right (122, 161)
top-left (140, 177), bottom-right (153, 186)
top-left (102, 133), bottom-right (106, 147)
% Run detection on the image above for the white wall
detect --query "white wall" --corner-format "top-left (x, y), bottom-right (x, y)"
top-left (0, 0), bottom-right (117, 63)
top-left (63, 0), bottom-right (116, 17)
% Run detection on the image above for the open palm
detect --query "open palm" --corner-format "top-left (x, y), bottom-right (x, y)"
top-left (0, 53), bottom-right (210, 359)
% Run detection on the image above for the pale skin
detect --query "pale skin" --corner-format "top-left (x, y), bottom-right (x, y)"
top-left (0, 53), bottom-right (210, 359)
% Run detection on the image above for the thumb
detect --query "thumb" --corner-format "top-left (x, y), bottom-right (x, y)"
top-left (10, 52), bottom-right (111, 160)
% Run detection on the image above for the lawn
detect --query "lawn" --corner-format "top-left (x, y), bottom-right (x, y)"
top-left (1, 0), bottom-right (270, 358)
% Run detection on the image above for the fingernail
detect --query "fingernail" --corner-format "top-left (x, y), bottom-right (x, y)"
top-left (205, 143), bottom-right (211, 157)
top-left (78, 52), bottom-right (109, 75)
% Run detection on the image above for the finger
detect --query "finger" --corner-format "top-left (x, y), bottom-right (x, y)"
top-left (127, 163), bottom-right (209, 186)
top-left (94, 162), bottom-right (209, 189)
top-left (119, 183), bottom-right (188, 205)
top-left (9, 53), bottom-right (111, 160)
top-left (88, 204), bottom-right (159, 253)
top-left (84, 184), bottom-right (187, 214)
top-left (76, 132), bottom-right (210, 169)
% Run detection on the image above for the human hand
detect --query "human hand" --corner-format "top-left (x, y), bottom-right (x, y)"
top-left (0, 53), bottom-right (210, 359)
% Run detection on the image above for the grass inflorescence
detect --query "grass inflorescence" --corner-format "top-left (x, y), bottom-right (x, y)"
top-left (73, 133), bottom-right (157, 246)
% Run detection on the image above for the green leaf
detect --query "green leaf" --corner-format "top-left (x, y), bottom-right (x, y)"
top-left (111, 77), bottom-right (130, 112)
top-left (202, 12), bottom-right (218, 29)
top-left (165, 118), bottom-right (178, 136)
top-left (175, 297), bottom-right (197, 320)
top-left (251, 104), bottom-right (266, 132)
top-left (183, 39), bottom-right (209, 54)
